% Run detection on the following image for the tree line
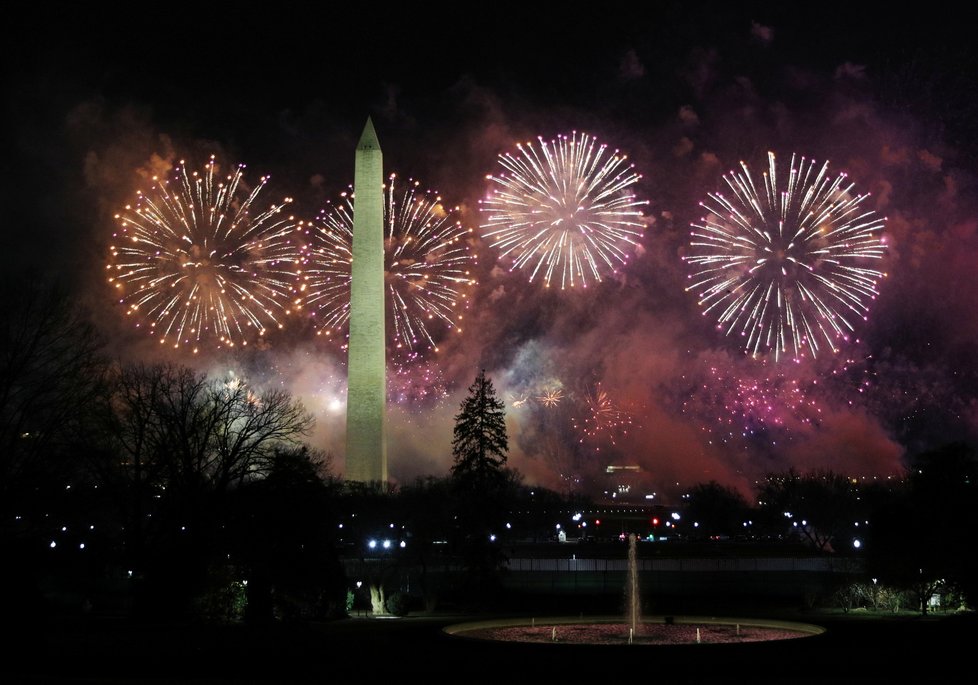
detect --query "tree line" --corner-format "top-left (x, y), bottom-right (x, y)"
top-left (685, 446), bottom-right (978, 613)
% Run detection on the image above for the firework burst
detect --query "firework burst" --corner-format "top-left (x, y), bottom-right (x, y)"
top-left (572, 384), bottom-right (633, 449)
top-left (685, 152), bottom-right (887, 361)
top-left (107, 156), bottom-right (300, 352)
top-left (480, 132), bottom-right (647, 289)
top-left (297, 173), bottom-right (476, 357)
top-left (537, 387), bottom-right (565, 408)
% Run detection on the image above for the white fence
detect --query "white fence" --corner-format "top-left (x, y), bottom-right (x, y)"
top-left (503, 557), bottom-right (861, 573)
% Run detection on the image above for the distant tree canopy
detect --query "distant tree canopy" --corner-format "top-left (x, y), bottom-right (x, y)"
top-left (686, 481), bottom-right (751, 538)
top-left (756, 468), bottom-right (864, 551)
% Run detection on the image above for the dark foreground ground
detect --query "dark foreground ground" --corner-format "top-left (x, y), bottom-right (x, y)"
top-left (2, 605), bottom-right (973, 684)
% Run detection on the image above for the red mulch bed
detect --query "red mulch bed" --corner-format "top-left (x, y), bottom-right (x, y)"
top-left (467, 622), bottom-right (810, 644)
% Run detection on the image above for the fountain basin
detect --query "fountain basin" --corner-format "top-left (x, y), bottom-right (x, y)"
top-left (444, 615), bottom-right (825, 645)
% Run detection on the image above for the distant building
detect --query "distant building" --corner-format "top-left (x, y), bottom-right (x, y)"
top-left (604, 464), bottom-right (643, 502)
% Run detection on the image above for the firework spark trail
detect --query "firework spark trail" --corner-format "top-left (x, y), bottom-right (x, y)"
top-left (480, 132), bottom-right (647, 289)
top-left (108, 156), bottom-right (299, 352)
top-left (297, 173), bottom-right (476, 356)
top-left (680, 355), bottom-right (874, 451)
top-left (685, 152), bottom-right (887, 361)
top-left (537, 387), bottom-right (564, 408)
top-left (683, 370), bottom-right (814, 450)
top-left (572, 384), bottom-right (634, 449)
top-left (388, 355), bottom-right (449, 405)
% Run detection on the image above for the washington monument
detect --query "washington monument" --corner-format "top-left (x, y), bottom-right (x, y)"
top-left (345, 118), bottom-right (387, 483)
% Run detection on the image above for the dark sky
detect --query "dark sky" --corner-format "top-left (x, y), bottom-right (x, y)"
top-left (4, 3), bottom-right (978, 497)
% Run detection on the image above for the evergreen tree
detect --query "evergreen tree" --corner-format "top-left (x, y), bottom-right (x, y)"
top-left (449, 370), bottom-right (510, 603)
top-left (451, 369), bottom-right (508, 488)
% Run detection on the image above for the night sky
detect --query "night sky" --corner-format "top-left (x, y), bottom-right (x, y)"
top-left (4, 4), bottom-right (978, 497)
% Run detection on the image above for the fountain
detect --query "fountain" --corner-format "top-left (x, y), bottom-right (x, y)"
top-left (626, 533), bottom-right (640, 635)
top-left (444, 533), bottom-right (825, 645)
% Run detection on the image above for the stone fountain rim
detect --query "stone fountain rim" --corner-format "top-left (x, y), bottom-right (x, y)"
top-left (443, 615), bottom-right (826, 642)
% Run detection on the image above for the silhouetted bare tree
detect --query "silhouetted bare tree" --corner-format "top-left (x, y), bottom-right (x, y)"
top-left (0, 276), bottom-right (104, 509)
top-left (93, 362), bottom-right (315, 616)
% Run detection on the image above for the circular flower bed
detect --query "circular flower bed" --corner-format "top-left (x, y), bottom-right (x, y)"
top-left (446, 617), bottom-right (824, 645)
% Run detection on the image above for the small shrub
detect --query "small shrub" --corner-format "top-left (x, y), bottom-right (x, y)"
top-left (385, 591), bottom-right (409, 616)
top-left (194, 576), bottom-right (247, 623)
